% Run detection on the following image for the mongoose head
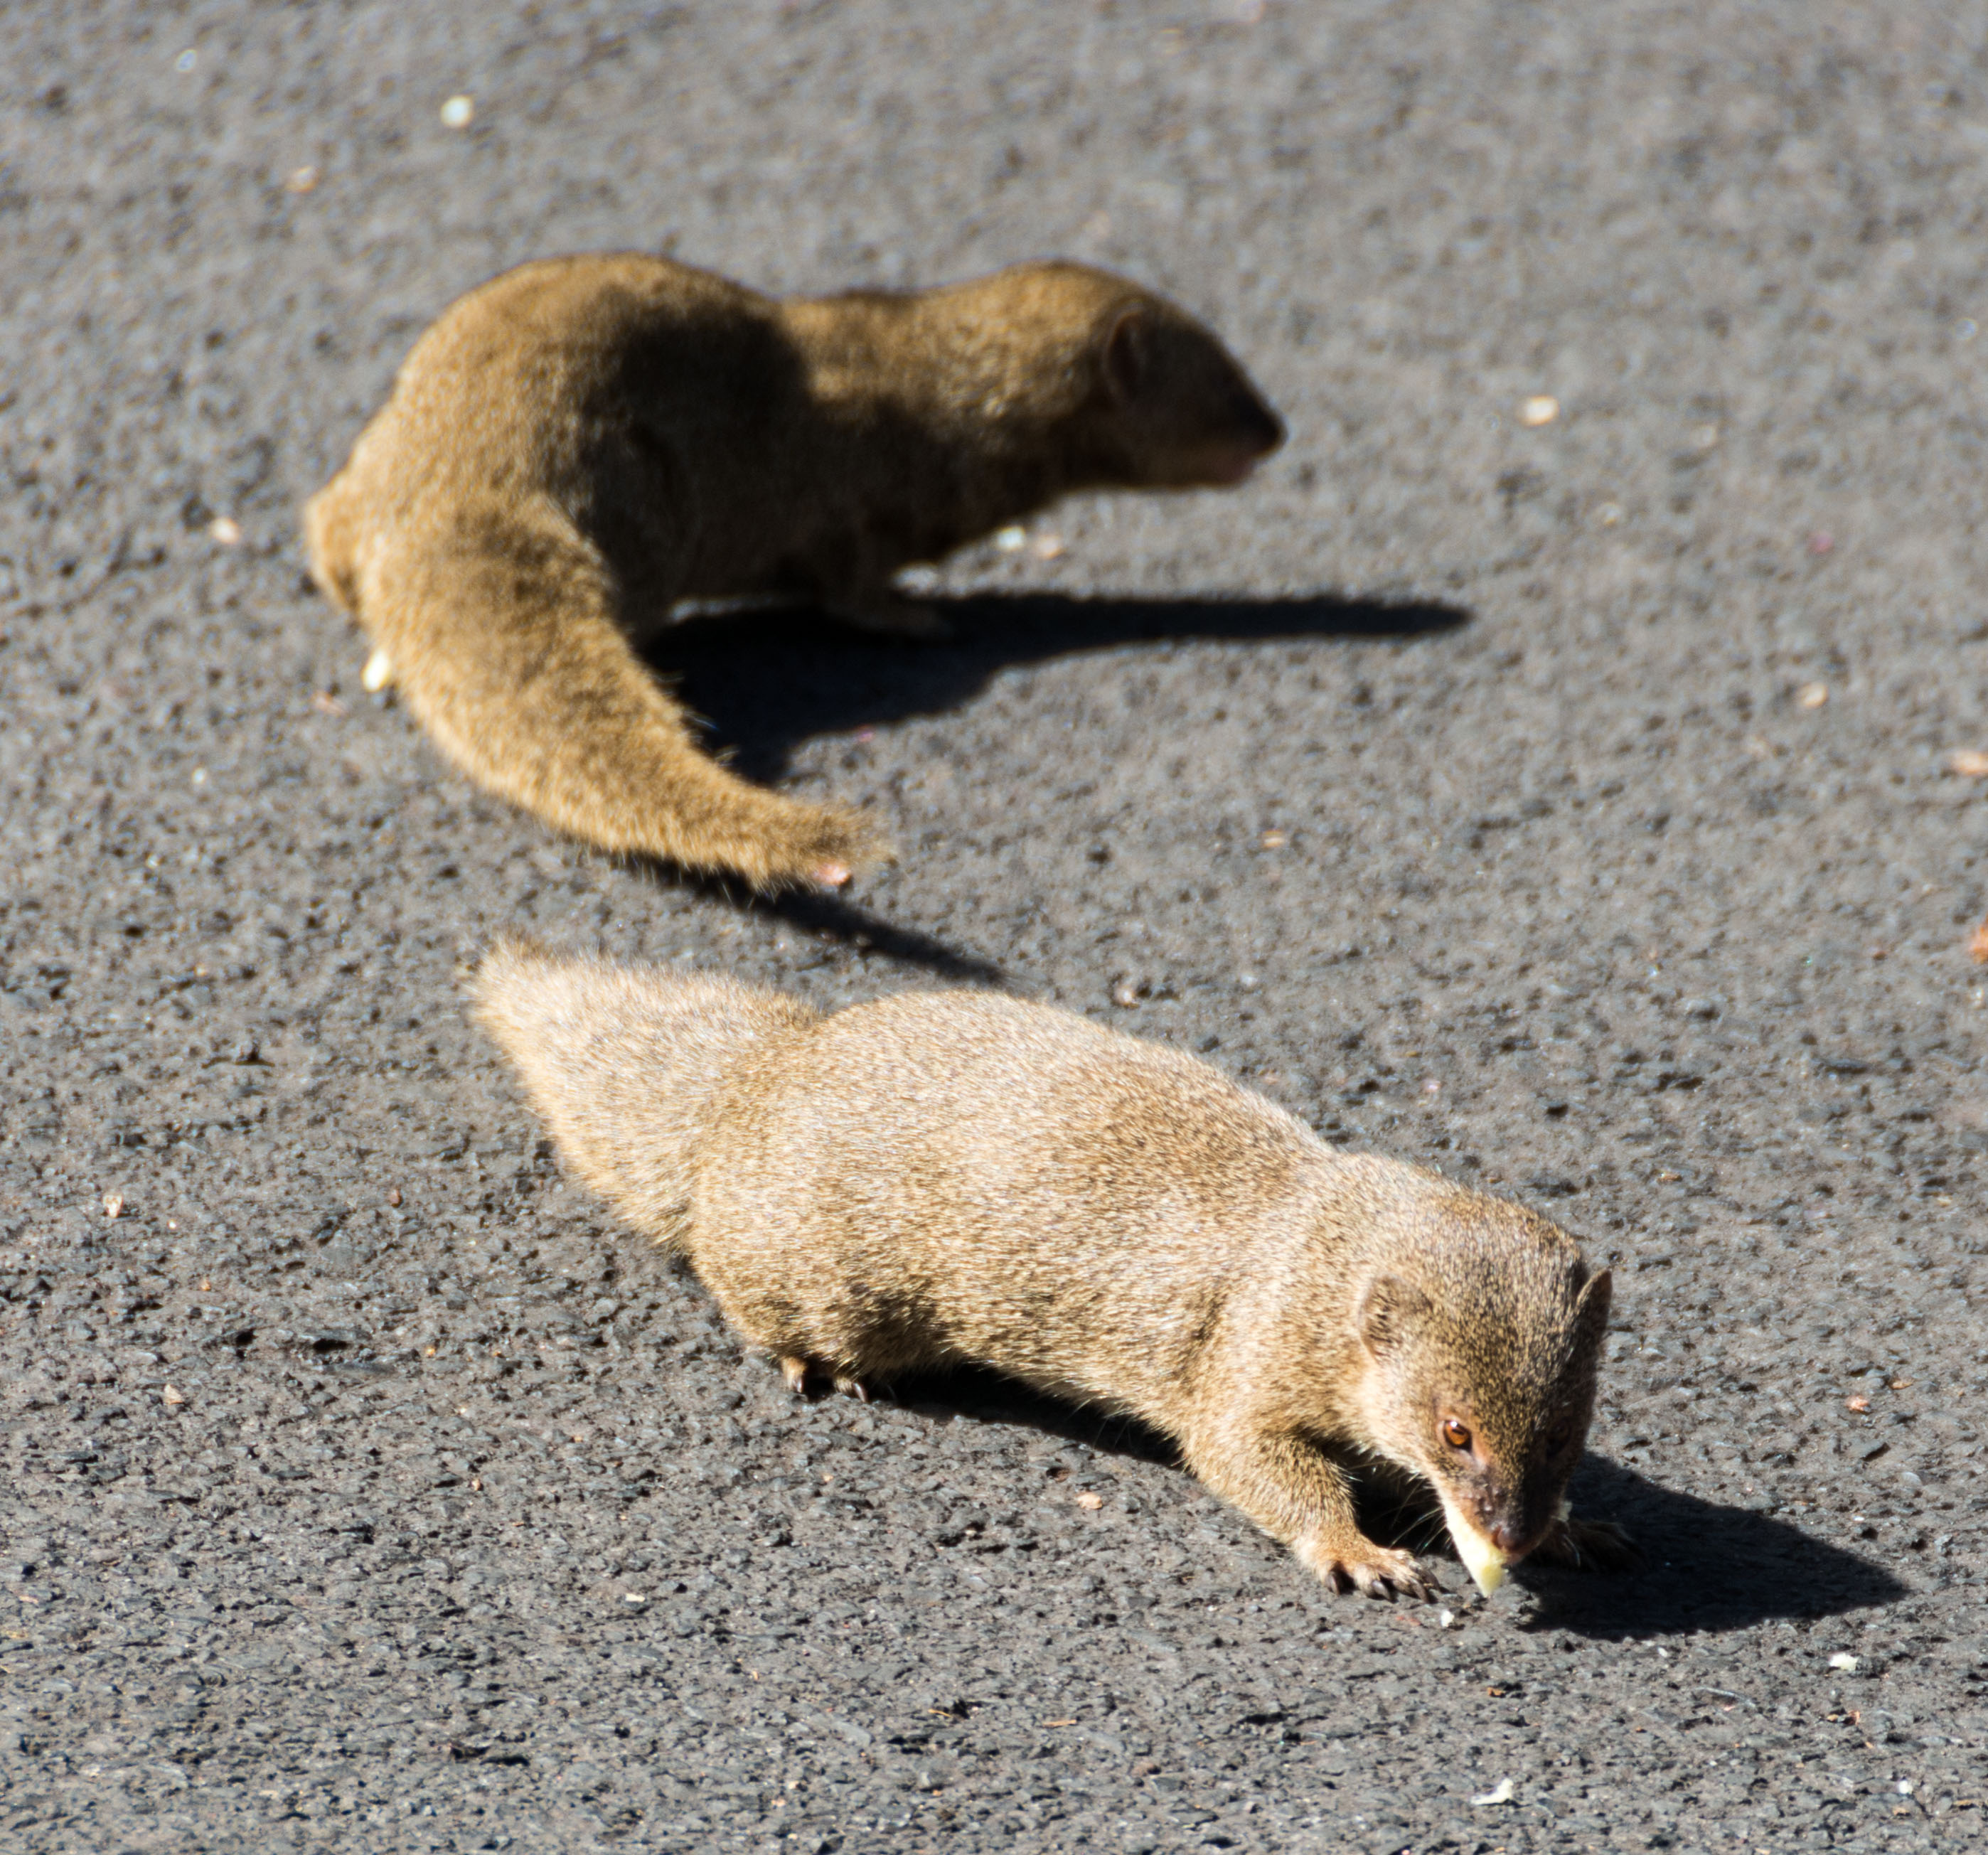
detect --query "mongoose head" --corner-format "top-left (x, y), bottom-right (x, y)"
top-left (1094, 294), bottom-right (1286, 488)
top-left (1346, 1194), bottom-right (1611, 1595)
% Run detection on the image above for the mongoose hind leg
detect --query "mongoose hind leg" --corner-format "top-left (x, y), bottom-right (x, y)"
top-left (1182, 1420), bottom-right (1432, 1602)
top-left (360, 506), bottom-right (885, 890)
top-left (776, 1354), bottom-right (877, 1403)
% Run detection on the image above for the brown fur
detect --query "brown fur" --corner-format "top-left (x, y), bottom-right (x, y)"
top-left (305, 255), bottom-right (1283, 889)
top-left (472, 943), bottom-right (1632, 1599)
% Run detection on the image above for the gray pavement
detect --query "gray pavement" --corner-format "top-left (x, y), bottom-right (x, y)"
top-left (4, 2), bottom-right (1988, 1850)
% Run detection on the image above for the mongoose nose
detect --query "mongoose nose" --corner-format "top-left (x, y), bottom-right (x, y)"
top-left (1490, 1522), bottom-right (1521, 1554)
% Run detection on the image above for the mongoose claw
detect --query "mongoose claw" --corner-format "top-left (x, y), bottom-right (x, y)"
top-left (1302, 1536), bottom-right (1432, 1602)
top-left (779, 1354), bottom-right (814, 1395)
top-left (1529, 1513), bottom-right (1640, 1573)
top-left (830, 1374), bottom-right (871, 1404)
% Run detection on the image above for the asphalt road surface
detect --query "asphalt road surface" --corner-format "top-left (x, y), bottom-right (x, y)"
top-left (4, 3), bottom-right (1988, 1851)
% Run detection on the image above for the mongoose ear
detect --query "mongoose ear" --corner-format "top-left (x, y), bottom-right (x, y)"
top-left (1357, 1273), bottom-right (1435, 1357)
top-left (1573, 1266), bottom-right (1613, 1352)
top-left (1102, 306), bottom-right (1148, 405)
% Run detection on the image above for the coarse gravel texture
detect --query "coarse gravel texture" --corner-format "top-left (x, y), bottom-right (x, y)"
top-left (4, 1), bottom-right (1988, 1851)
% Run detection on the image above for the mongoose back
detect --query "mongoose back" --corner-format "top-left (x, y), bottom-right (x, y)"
top-left (305, 255), bottom-right (1284, 889)
top-left (474, 943), bottom-right (1631, 1600)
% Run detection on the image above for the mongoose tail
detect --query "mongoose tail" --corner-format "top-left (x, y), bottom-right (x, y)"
top-left (470, 938), bottom-right (818, 1247)
top-left (309, 496), bottom-right (881, 889)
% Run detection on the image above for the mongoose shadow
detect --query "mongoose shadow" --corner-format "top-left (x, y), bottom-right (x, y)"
top-left (642, 589), bottom-right (1469, 978)
top-left (649, 588), bottom-right (1472, 786)
top-left (842, 1370), bottom-right (1906, 1626)
top-left (1517, 1456), bottom-right (1906, 1636)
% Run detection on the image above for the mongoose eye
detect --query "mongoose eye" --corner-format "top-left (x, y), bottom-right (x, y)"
top-left (1548, 1426), bottom-right (1573, 1455)
top-left (1441, 1418), bottom-right (1472, 1452)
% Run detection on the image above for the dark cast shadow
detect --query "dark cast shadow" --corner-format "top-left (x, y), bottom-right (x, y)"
top-left (646, 588), bottom-right (1470, 786)
top-left (634, 589), bottom-right (1470, 977)
top-left (1511, 1455), bottom-right (1908, 1637)
top-left (806, 1368), bottom-right (1906, 1632)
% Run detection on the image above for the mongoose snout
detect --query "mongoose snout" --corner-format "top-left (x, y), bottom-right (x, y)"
top-left (471, 942), bottom-right (1634, 1601)
top-left (304, 253), bottom-right (1282, 891)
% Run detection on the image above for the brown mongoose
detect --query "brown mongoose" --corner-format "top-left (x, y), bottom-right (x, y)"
top-left (471, 942), bottom-right (1632, 1600)
top-left (304, 254), bottom-right (1283, 889)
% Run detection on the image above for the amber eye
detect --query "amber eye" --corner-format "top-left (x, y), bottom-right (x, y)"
top-left (1441, 1418), bottom-right (1472, 1452)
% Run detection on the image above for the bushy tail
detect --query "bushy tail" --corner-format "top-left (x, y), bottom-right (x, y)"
top-left (471, 939), bottom-right (819, 1247)
top-left (311, 491), bottom-right (885, 889)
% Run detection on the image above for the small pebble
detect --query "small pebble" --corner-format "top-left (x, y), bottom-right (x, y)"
top-left (162, 1385), bottom-right (187, 1406)
top-left (1518, 395), bottom-right (1559, 427)
top-left (1595, 501), bottom-right (1623, 526)
top-left (1111, 981), bottom-right (1143, 1007)
top-left (208, 516), bottom-right (242, 546)
top-left (1030, 532), bottom-right (1064, 560)
top-left (993, 525), bottom-right (1027, 552)
top-left (1949, 750), bottom-right (1988, 777)
top-left (1471, 1778), bottom-right (1515, 1807)
top-left (440, 95), bottom-right (475, 129)
top-left (175, 48), bottom-right (197, 73)
top-left (312, 690), bottom-right (347, 716)
top-left (102, 1193), bottom-right (123, 1220)
top-left (1437, 1608), bottom-right (1455, 1628)
top-left (1828, 1652), bottom-right (1860, 1672)
top-left (1075, 1491), bottom-right (1104, 1511)
top-left (1796, 681), bottom-right (1829, 710)
top-left (285, 166), bottom-right (319, 194)
top-left (1970, 919), bottom-right (1988, 966)
top-left (362, 647), bottom-right (395, 693)
top-left (1808, 530), bottom-right (1834, 555)
top-left (1260, 830), bottom-right (1287, 848)
top-left (1847, 1395), bottom-right (1870, 1412)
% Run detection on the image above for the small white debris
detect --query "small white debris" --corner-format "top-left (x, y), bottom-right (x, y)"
top-left (1797, 681), bottom-right (1829, 710)
top-left (1950, 750), bottom-right (1988, 777)
top-left (191, 767), bottom-right (208, 786)
top-left (1437, 1608), bottom-right (1456, 1629)
top-left (362, 647), bottom-right (395, 693)
top-left (175, 48), bottom-right (197, 73)
top-left (1595, 502), bottom-right (1623, 527)
top-left (440, 95), bottom-right (475, 129)
top-left (993, 525), bottom-right (1027, 552)
top-left (286, 166), bottom-right (319, 194)
top-left (1471, 1778), bottom-right (1515, 1807)
top-left (102, 1193), bottom-right (124, 1221)
top-left (1519, 395), bottom-right (1559, 428)
top-left (208, 516), bottom-right (242, 546)
top-left (162, 1385), bottom-right (187, 1406)
top-left (1898, 1780), bottom-right (1913, 1796)
top-left (1030, 531), bottom-right (1064, 560)
top-left (1828, 1651), bottom-right (1860, 1672)
top-left (621, 1591), bottom-right (648, 1605)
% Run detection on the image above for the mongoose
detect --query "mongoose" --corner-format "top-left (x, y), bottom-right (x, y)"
top-left (304, 254), bottom-right (1283, 889)
top-left (473, 943), bottom-right (1632, 1600)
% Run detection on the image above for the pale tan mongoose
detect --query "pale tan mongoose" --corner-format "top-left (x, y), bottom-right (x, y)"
top-left (471, 942), bottom-right (1632, 1600)
top-left (304, 254), bottom-right (1284, 889)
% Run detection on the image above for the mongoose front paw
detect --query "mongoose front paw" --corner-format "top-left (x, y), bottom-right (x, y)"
top-left (1298, 1535), bottom-right (1432, 1602)
top-left (1529, 1513), bottom-right (1640, 1573)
